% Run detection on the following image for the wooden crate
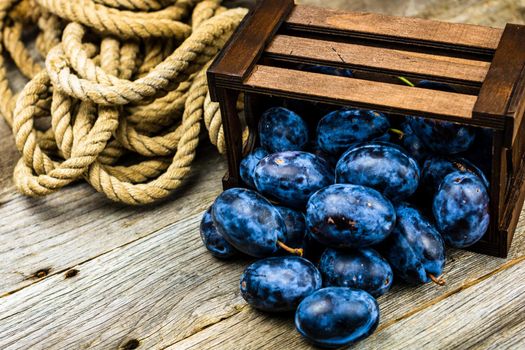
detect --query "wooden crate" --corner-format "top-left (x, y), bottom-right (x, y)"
top-left (207, 0), bottom-right (525, 258)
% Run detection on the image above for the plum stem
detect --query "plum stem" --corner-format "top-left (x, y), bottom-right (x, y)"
top-left (389, 128), bottom-right (404, 139)
top-left (277, 241), bottom-right (304, 257)
top-left (428, 273), bottom-right (446, 286)
top-left (398, 76), bottom-right (415, 87)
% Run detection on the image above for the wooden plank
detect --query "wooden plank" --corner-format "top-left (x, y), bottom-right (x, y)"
top-left (3, 207), bottom-right (520, 349)
top-left (207, 0), bottom-right (294, 101)
top-left (0, 143), bottom-right (226, 296)
top-left (286, 5), bottom-right (503, 52)
top-left (244, 65), bottom-right (483, 125)
top-left (171, 247), bottom-right (525, 349)
top-left (265, 35), bottom-right (490, 85)
top-left (0, 211), bottom-right (250, 349)
top-left (474, 24), bottom-right (525, 145)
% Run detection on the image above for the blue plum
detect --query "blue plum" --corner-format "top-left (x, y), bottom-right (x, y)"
top-left (239, 148), bottom-right (269, 188)
top-left (300, 64), bottom-right (354, 77)
top-left (275, 206), bottom-right (307, 248)
top-left (433, 171), bottom-right (490, 248)
top-left (240, 256), bottom-right (322, 312)
top-left (211, 188), bottom-right (286, 257)
top-left (317, 108), bottom-right (390, 155)
top-left (259, 107), bottom-right (309, 153)
top-left (407, 81), bottom-right (475, 154)
top-left (420, 156), bottom-right (489, 198)
top-left (295, 287), bottom-right (380, 348)
top-left (384, 202), bottom-right (445, 285)
top-left (398, 121), bottom-right (430, 164)
top-left (306, 184), bottom-right (396, 248)
top-left (336, 143), bottom-right (420, 202)
top-left (254, 151), bottom-right (334, 208)
top-left (318, 248), bottom-right (393, 297)
top-left (200, 207), bottom-right (237, 258)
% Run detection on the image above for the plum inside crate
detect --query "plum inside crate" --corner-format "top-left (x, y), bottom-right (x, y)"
top-left (207, 0), bottom-right (525, 257)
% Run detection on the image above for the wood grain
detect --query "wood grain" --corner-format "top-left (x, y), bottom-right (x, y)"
top-left (207, 0), bottom-right (293, 100)
top-left (172, 236), bottom-right (525, 349)
top-left (473, 24), bottom-right (525, 145)
top-left (0, 142), bottom-right (226, 296)
top-left (244, 65), bottom-right (482, 125)
top-left (286, 5), bottom-right (503, 51)
top-left (265, 35), bottom-right (490, 84)
top-left (0, 211), bottom-right (250, 349)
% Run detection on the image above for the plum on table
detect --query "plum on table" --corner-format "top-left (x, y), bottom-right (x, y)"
top-left (240, 256), bottom-right (322, 312)
top-left (200, 206), bottom-right (237, 259)
top-left (295, 287), bottom-right (379, 348)
top-left (318, 248), bottom-right (393, 297)
top-left (212, 188), bottom-right (302, 258)
top-left (383, 202), bottom-right (446, 285)
top-left (254, 151), bottom-right (334, 209)
top-left (306, 184), bottom-right (396, 248)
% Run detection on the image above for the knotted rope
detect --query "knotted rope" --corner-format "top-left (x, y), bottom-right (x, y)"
top-left (0, 0), bottom-right (249, 204)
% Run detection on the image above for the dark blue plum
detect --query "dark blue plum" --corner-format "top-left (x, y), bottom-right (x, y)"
top-left (295, 287), bottom-right (379, 348)
top-left (301, 64), bottom-right (354, 77)
top-left (407, 81), bottom-right (475, 154)
top-left (421, 156), bottom-right (489, 198)
top-left (240, 256), bottom-right (322, 312)
top-left (316, 108), bottom-right (390, 155)
top-left (336, 143), bottom-right (420, 202)
top-left (275, 206), bottom-right (307, 248)
top-left (306, 184), bottom-right (396, 248)
top-left (200, 207), bottom-right (237, 258)
top-left (254, 151), bottom-right (334, 208)
top-left (433, 171), bottom-right (490, 248)
top-left (319, 248), bottom-right (393, 297)
top-left (239, 148), bottom-right (269, 188)
top-left (258, 107), bottom-right (309, 153)
top-left (384, 202), bottom-right (445, 285)
top-left (398, 121), bottom-right (430, 164)
top-left (211, 188), bottom-right (286, 257)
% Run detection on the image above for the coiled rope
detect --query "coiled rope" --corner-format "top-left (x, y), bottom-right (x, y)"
top-left (0, 0), bottom-right (249, 204)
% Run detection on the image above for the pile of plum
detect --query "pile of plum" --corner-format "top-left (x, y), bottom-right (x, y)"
top-left (200, 76), bottom-right (491, 348)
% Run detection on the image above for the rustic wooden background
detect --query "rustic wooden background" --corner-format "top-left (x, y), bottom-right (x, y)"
top-left (0, 1), bottom-right (524, 349)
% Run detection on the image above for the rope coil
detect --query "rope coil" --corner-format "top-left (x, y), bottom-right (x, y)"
top-left (0, 0), bottom-right (249, 204)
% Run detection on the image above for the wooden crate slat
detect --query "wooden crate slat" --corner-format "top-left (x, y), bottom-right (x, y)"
top-left (286, 6), bottom-right (503, 52)
top-left (244, 65), bottom-right (480, 123)
top-left (266, 35), bottom-right (490, 85)
top-left (474, 24), bottom-right (525, 145)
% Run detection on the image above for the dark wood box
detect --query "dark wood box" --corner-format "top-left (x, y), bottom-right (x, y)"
top-left (207, 0), bottom-right (525, 258)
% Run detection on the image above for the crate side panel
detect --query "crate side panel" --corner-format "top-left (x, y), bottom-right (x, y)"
top-left (474, 24), bottom-right (525, 146)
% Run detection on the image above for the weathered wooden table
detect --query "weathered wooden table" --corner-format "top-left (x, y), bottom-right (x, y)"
top-left (1, 117), bottom-right (524, 349)
top-left (1, 2), bottom-right (525, 347)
